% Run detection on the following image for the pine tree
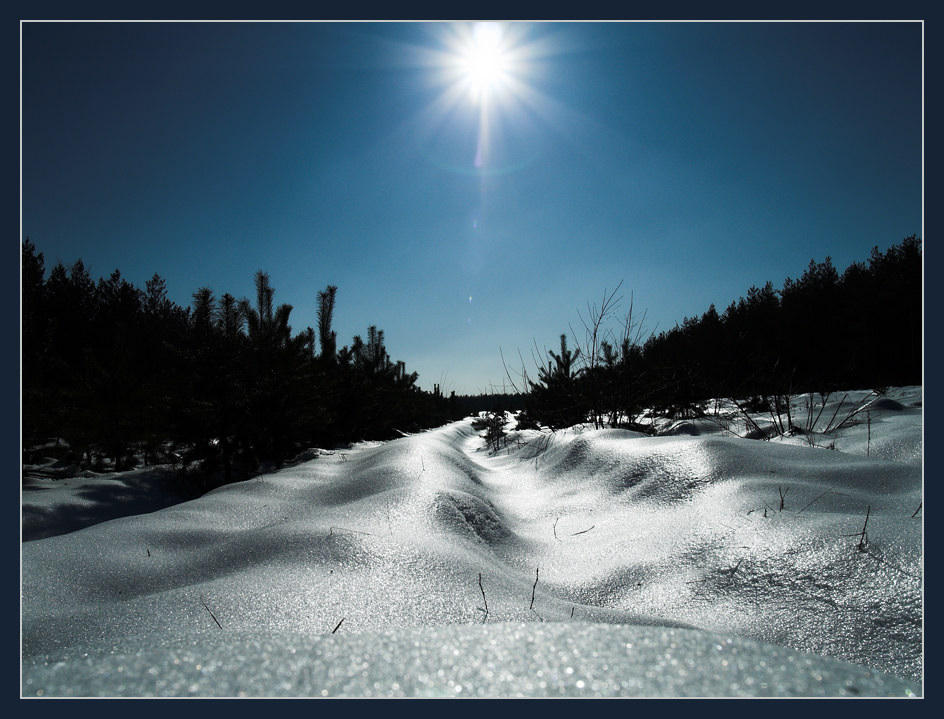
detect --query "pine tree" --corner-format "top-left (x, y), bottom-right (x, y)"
top-left (527, 334), bottom-right (589, 429)
top-left (317, 285), bottom-right (338, 363)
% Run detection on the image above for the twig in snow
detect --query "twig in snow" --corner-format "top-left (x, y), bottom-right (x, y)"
top-left (911, 502), bottom-right (922, 518)
top-left (686, 577), bottom-right (711, 602)
top-left (797, 490), bottom-right (832, 514)
top-left (570, 607), bottom-right (575, 619)
top-left (861, 545), bottom-right (920, 580)
top-left (570, 525), bottom-right (595, 536)
top-left (857, 505), bottom-right (871, 552)
top-left (478, 573), bottom-right (489, 623)
top-left (553, 517), bottom-right (561, 542)
top-left (530, 567), bottom-right (539, 610)
top-left (822, 393), bottom-right (850, 434)
top-left (332, 618), bottom-right (345, 634)
top-left (200, 594), bottom-right (222, 630)
top-left (778, 485), bottom-right (788, 511)
top-left (329, 526), bottom-right (374, 537)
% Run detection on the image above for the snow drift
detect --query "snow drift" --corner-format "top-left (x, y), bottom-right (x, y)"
top-left (21, 387), bottom-right (923, 697)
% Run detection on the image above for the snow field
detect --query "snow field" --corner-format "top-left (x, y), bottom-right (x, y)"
top-left (21, 387), bottom-right (923, 696)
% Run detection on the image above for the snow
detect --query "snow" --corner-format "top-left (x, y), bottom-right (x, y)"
top-left (21, 387), bottom-right (923, 698)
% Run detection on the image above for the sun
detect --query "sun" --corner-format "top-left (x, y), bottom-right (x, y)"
top-left (460, 22), bottom-right (508, 102)
top-left (451, 22), bottom-right (515, 168)
top-left (409, 21), bottom-right (561, 175)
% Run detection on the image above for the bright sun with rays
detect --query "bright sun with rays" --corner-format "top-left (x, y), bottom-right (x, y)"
top-left (460, 22), bottom-right (508, 102)
top-left (446, 22), bottom-right (520, 169)
top-left (415, 21), bottom-right (559, 175)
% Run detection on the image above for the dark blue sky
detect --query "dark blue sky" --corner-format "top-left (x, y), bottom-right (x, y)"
top-left (21, 21), bottom-right (922, 394)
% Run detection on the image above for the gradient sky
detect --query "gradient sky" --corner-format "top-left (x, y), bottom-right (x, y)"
top-left (21, 20), bottom-right (922, 395)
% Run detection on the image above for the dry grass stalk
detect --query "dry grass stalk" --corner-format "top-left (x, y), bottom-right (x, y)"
top-left (530, 567), bottom-right (539, 610)
top-left (200, 594), bottom-right (222, 630)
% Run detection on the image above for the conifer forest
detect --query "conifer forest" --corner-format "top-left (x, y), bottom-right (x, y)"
top-left (21, 235), bottom-right (921, 496)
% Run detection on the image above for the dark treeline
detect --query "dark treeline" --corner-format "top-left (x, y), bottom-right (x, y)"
top-left (20, 234), bottom-right (922, 484)
top-left (524, 236), bottom-right (922, 430)
top-left (454, 392), bottom-right (526, 415)
top-left (21, 239), bottom-right (462, 490)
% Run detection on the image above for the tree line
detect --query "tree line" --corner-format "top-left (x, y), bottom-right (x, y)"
top-left (21, 239), bottom-right (461, 490)
top-left (20, 233), bottom-right (922, 484)
top-left (522, 235), bottom-right (922, 430)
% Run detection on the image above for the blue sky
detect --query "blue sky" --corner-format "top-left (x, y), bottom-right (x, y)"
top-left (21, 20), bottom-right (922, 395)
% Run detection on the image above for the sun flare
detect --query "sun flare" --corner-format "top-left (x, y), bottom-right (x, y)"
top-left (413, 21), bottom-right (562, 176)
top-left (461, 22), bottom-right (508, 101)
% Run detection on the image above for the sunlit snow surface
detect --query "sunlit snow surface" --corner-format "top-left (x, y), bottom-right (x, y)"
top-left (21, 387), bottom-right (923, 697)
